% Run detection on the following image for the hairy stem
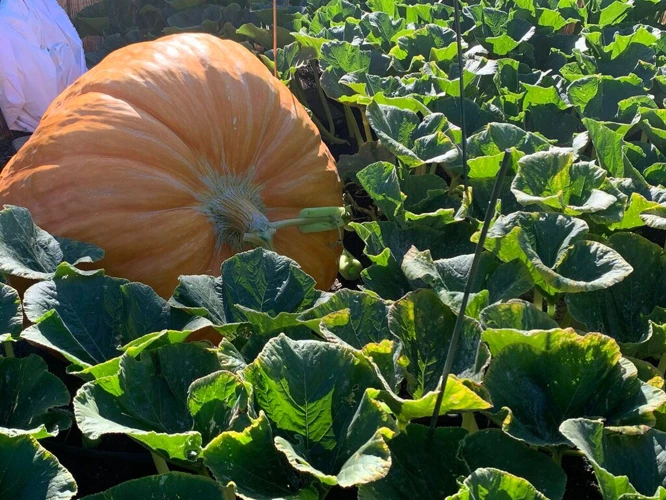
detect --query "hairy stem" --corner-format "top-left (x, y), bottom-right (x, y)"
top-left (151, 453), bottom-right (170, 474)
top-left (658, 353), bottom-right (666, 376)
top-left (313, 64), bottom-right (335, 135)
top-left (361, 107), bottom-right (373, 142)
top-left (344, 105), bottom-right (365, 146)
top-left (461, 413), bottom-right (479, 434)
top-left (3, 341), bottom-right (14, 358)
top-left (533, 288), bottom-right (544, 312)
top-left (551, 449), bottom-right (563, 466)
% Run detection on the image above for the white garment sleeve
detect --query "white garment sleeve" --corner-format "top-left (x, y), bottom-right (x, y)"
top-left (0, 0), bottom-right (86, 132)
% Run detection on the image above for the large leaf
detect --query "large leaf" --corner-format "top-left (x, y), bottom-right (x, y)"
top-left (388, 289), bottom-right (484, 397)
top-left (0, 434), bottom-right (77, 499)
top-left (566, 232), bottom-right (666, 358)
top-left (568, 74), bottom-right (646, 121)
top-left (401, 247), bottom-right (534, 313)
top-left (466, 123), bottom-right (550, 158)
top-left (169, 248), bottom-right (321, 359)
top-left (203, 413), bottom-right (319, 500)
top-left (0, 282), bottom-right (22, 343)
top-left (479, 212), bottom-right (633, 296)
top-left (357, 424), bottom-right (469, 499)
top-left (352, 220), bottom-right (476, 300)
top-left (446, 468), bottom-right (547, 500)
top-left (357, 162), bottom-right (465, 228)
top-left (511, 149), bottom-right (619, 215)
top-left (479, 299), bottom-right (558, 331)
top-left (81, 472), bottom-right (230, 500)
top-left (74, 342), bottom-right (252, 464)
top-left (366, 102), bottom-right (459, 167)
top-left (297, 289), bottom-right (391, 348)
top-left (561, 418), bottom-right (666, 500)
top-left (0, 355), bottom-right (70, 439)
top-left (460, 429), bottom-right (567, 500)
top-left (0, 205), bottom-right (103, 281)
top-left (22, 264), bottom-right (209, 376)
top-left (243, 334), bottom-right (396, 487)
top-left (483, 329), bottom-right (666, 446)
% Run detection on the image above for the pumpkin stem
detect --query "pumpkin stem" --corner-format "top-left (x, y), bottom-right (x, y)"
top-left (242, 206), bottom-right (349, 249)
top-left (199, 172), bottom-right (272, 250)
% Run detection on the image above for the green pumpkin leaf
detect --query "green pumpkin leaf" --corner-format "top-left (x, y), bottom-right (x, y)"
top-left (512, 149), bottom-right (618, 215)
top-left (389, 24), bottom-right (458, 69)
top-left (203, 413), bottom-right (319, 500)
top-left (0, 205), bottom-right (103, 281)
top-left (352, 220), bottom-right (476, 300)
top-left (401, 247), bottom-right (533, 314)
top-left (560, 418), bottom-right (666, 500)
top-left (566, 232), bottom-right (666, 358)
top-left (170, 248), bottom-right (320, 359)
top-left (361, 12), bottom-right (406, 51)
top-left (483, 329), bottom-right (666, 446)
top-left (243, 334), bottom-right (396, 487)
top-left (22, 265), bottom-right (209, 376)
top-left (298, 289), bottom-right (391, 348)
top-left (366, 102), bottom-right (459, 167)
top-left (74, 342), bottom-right (251, 464)
top-left (0, 354), bottom-right (70, 439)
top-left (478, 212), bottom-right (633, 295)
top-left (446, 468), bottom-right (547, 500)
top-left (81, 472), bottom-right (230, 500)
top-left (388, 289), bottom-right (484, 397)
top-left (0, 434), bottom-right (76, 499)
top-left (0, 283), bottom-right (22, 343)
top-left (460, 429), bottom-right (567, 500)
top-left (568, 74), bottom-right (646, 121)
top-left (357, 162), bottom-right (463, 228)
top-left (479, 299), bottom-right (558, 330)
top-left (367, 378), bottom-right (492, 427)
top-left (358, 424), bottom-right (469, 499)
top-left (466, 123), bottom-right (550, 158)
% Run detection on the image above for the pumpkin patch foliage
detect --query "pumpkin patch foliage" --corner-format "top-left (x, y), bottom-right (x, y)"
top-left (4, 0), bottom-right (666, 498)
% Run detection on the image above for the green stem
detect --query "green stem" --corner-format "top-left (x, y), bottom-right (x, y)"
top-left (533, 288), bottom-right (544, 312)
top-left (3, 341), bottom-right (14, 358)
top-left (151, 452), bottom-right (169, 474)
top-left (415, 165), bottom-right (427, 176)
top-left (461, 413), bottom-right (479, 434)
top-left (429, 164), bottom-right (438, 175)
top-left (198, 464), bottom-right (212, 478)
top-left (310, 112), bottom-right (348, 145)
top-left (290, 81), bottom-right (345, 144)
top-left (361, 107), bottom-right (373, 143)
top-left (243, 208), bottom-right (348, 249)
top-left (551, 448), bottom-right (562, 466)
top-left (658, 353), bottom-right (666, 376)
top-left (344, 105), bottom-right (365, 147)
top-left (312, 64), bottom-right (335, 135)
top-left (547, 302), bottom-right (555, 318)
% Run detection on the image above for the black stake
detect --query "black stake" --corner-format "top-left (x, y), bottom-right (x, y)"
top-left (451, 0), bottom-right (469, 196)
top-left (428, 149), bottom-right (512, 433)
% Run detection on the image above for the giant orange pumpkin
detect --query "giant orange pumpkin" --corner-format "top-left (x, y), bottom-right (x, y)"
top-left (0, 33), bottom-right (344, 298)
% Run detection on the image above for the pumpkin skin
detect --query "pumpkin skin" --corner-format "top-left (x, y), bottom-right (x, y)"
top-left (0, 33), bottom-right (343, 298)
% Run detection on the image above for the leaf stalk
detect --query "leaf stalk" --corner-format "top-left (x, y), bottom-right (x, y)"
top-left (151, 452), bottom-right (170, 474)
top-left (3, 341), bottom-right (14, 358)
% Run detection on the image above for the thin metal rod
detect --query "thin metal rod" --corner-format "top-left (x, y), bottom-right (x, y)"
top-left (272, 0), bottom-right (278, 78)
top-left (452, 0), bottom-right (469, 197)
top-left (428, 149), bottom-right (512, 432)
